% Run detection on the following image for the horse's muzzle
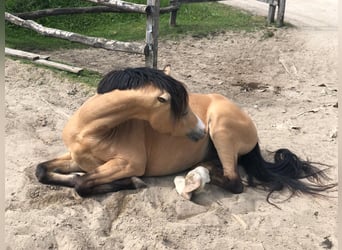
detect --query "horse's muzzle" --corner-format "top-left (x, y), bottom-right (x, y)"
top-left (186, 116), bottom-right (206, 142)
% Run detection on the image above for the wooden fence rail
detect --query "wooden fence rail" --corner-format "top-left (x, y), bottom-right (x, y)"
top-left (5, 12), bottom-right (145, 54)
top-left (15, 6), bottom-right (129, 19)
top-left (86, 0), bottom-right (148, 13)
top-left (14, 5), bottom-right (178, 19)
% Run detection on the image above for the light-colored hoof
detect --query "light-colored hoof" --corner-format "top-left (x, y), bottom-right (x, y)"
top-left (185, 166), bottom-right (210, 193)
top-left (174, 166), bottom-right (211, 200)
top-left (174, 176), bottom-right (186, 195)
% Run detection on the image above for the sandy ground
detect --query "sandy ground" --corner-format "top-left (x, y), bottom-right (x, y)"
top-left (5, 2), bottom-right (338, 250)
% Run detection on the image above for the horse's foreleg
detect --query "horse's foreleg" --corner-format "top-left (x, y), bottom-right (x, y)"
top-left (36, 153), bottom-right (84, 187)
top-left (74, 157), bottom-right (146, 197)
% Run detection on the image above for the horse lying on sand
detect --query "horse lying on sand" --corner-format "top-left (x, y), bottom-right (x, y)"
top-left (36, 66), bottom-right (335, 204)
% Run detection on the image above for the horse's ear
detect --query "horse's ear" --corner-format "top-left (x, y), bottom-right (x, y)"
top-left (163, 64), bottom-right (171, 76)
top-left (157, 92), bottom-right (170, 103)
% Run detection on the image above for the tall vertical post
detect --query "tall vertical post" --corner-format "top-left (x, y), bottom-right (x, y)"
top-left (276, 0), bottom-right (286, 27)
top-left (169, 0), bottom-right (179, 27)
top-left (145, 0), bottom-right (160, 68)
top-left (267, 0), bottom-right (276, 24)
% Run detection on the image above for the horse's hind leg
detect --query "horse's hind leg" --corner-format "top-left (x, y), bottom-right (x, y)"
top-left (209, 133), bottom-right (244, 193)
top-left (36, 153), bottom-right (85, 187)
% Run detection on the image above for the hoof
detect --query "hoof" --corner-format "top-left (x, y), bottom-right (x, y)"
top-left (35, 163), bottom-right (48, 183)
top-left (224, 178), bottom-right (244, 194)
top-left (74, 177), bottom-right (90, 197)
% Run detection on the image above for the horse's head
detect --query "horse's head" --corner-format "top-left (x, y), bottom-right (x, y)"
top-left (148, 88), bottom-right (206, 141)
top-left (97, 66), bottom-right (206, 141)
top-left (146, 66), bottom-right (206, 141)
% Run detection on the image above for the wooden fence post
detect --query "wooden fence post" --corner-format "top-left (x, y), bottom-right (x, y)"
top-left (145, 0), bottom-right (160, 68)
top-left (267, 0), bottom-right (276, 24)
top-left (276, 0), bottom-right (286, 27)
top-left (169, 0), bottom-right (179, 26)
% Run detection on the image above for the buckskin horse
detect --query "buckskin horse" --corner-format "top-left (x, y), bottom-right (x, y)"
top-left (36, 66), bottom-right (335, 203)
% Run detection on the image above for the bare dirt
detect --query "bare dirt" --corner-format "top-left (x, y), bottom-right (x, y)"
top-left (5, 15), bottom-right (338, 250)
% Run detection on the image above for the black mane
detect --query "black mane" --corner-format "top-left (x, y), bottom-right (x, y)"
top-left (97, 67), bottom-right (189, 120)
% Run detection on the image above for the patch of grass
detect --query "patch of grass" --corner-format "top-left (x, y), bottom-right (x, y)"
top-left (65, 69), bottom-right (103, 87)
top-left (167, 3), bottom-right (266, 35)
top-left (63, 69), bottom-right (103, 88)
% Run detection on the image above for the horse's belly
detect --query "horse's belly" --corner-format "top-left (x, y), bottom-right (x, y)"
top-left (144, 137), bottom-right (210, 176)
top-left (144, 160), bottom-right (194, 176)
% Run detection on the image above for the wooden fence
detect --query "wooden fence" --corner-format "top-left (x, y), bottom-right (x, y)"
top-left (5, 0), bottom-right (175, 69)
top-left (256, 0), bottom-right (286, 27)
top-left (5, 0), bottom-right (286, 70)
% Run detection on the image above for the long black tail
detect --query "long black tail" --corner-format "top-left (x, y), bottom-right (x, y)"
top-left (238, 143), bottom-right (336, 205)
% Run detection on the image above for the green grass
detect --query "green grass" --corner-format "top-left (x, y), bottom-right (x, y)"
top-left (64, 68), bottom-right (103, 88)
top-left (5, 0), bottom-right (267, 51)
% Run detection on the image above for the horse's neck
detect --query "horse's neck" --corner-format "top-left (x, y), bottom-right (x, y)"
top-left (78, 90), bottom-right (149, 133)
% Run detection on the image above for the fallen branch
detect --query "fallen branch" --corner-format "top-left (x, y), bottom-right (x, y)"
top-left (5, 47), bottom-right (50, 60)
top-left (5, 47), bottom-right (83, 74)
top-left (5, 12), bottom-right (145, 54)
top-left (33, 59), bottom-right (83, 74)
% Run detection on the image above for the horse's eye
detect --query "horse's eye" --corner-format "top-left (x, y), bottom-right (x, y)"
top-left (157, 96), bottom-right (167, 103)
